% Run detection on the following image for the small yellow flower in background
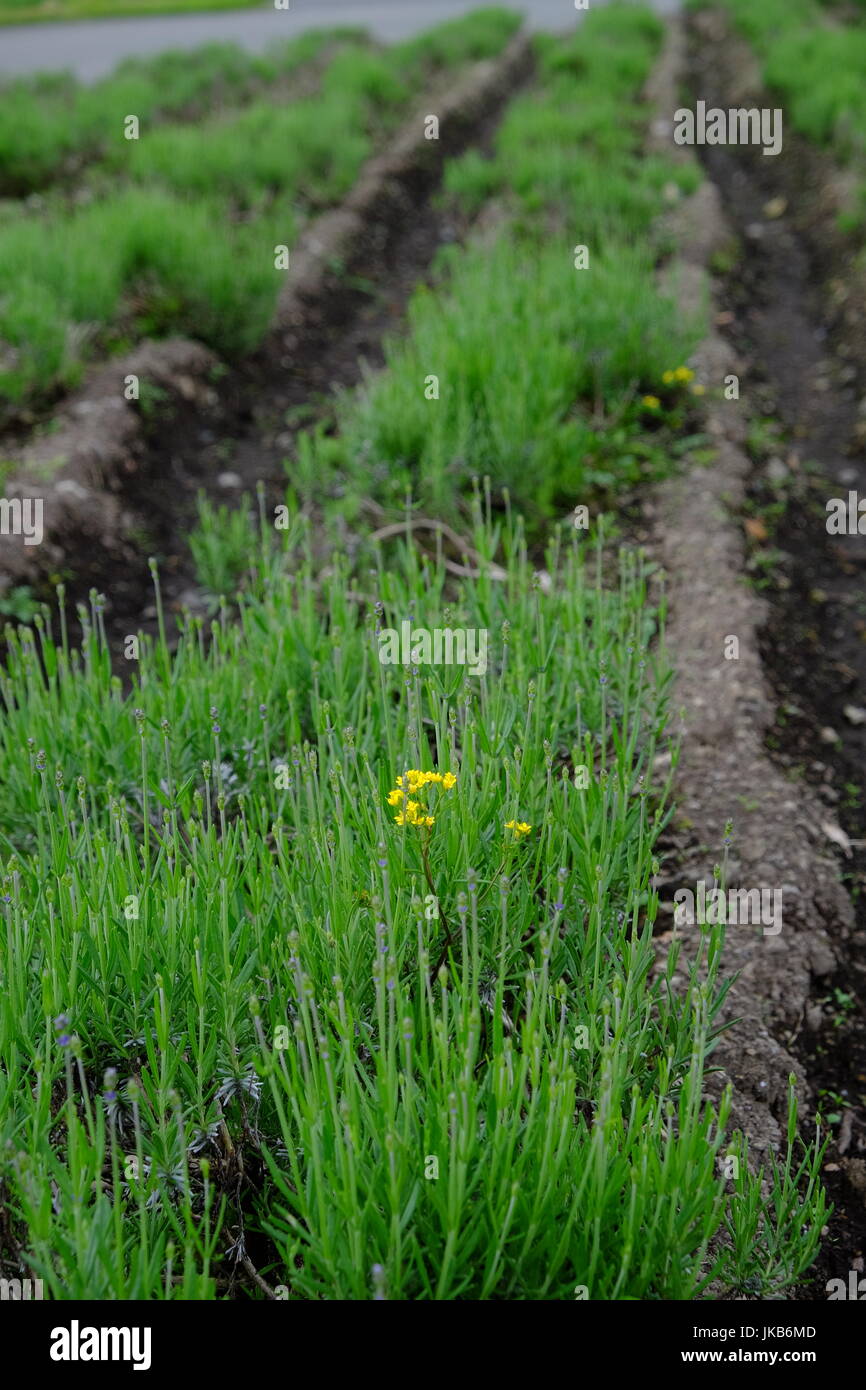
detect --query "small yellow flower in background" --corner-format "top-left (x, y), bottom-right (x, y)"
top-left (388, 768), bottom-right (457, 828)
top-left (690, 383), bottom-right (706, 395)
top-left (505, 820), bottom-right (532, 837)
top-left (642, 395), bottom-right (661, 410)
top-left (662, 366), bottom-right (694, 387)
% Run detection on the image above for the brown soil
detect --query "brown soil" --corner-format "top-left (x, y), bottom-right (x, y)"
top-left (659, 7), bottom-right (866, 1296)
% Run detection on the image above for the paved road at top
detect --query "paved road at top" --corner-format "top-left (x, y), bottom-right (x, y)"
top-left (0, 0), bottom-right (680, 82)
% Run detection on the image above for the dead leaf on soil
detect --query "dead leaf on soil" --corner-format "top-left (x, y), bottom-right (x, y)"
top-left (744, 517), bottom-right (768, 542)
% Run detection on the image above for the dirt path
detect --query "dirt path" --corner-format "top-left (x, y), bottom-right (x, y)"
top-left (650, 9), bottom-right (866, 1294)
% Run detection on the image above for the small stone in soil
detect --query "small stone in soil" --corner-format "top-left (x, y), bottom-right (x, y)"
top-left (766, 456), bottom-right (787, 481)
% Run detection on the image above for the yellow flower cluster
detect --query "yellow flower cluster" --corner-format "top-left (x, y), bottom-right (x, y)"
top-left (505, 819), bottom-right (532, 837)
top-left (642, 395), bottom-right (661, 410)
top-left (394, 770), bottom-right (457, 793)
top-left (391, 800), bottom-right (434, 828)
top-left (388, 769), bottom-right (457, 827)
top-left (662, 365), bottom-right (694, 384)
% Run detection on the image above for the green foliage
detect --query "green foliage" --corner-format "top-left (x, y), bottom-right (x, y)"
top-left (189, 491), bottom-right (260, 602)
top-left (393, 7), bottom-right (521, 71)
top-left (0, 585), bottom-right (40, 623)
top-left (328, 239), bottom-right (692, 520)
top-left (0, 31), bottom-right (358, 196)
top-left (720, 1082), bottom-right (829, 1297)
top-left (706, 0), bottom-right (866, 224)
top-left (0, 10), bottom-right (522, 412)
top-left (0, 507), bottom-right (826, 1299)
top-left (765, 29), bottom-right (866, 157)
top-left (0, 4), bottom-right (828, 1300)
top-left (298, 4), bottom-right (702, 525)
top-left (0, 0), bottom-right (273, 25)
top-left (115, 95), bottom-right (374, 206)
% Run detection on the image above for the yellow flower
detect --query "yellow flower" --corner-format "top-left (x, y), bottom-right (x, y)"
top-left (662, 370), bottom-right (675, 385)
top-left (389, 768), bottom-right (455, 826)
top-left (395, 800), bottom-right (433, 827)
top-left (690, 383), bottom-right (706, 396)
top-left (674, 365), bottom-right (694, 382)
top-left (505, 819), bottom-right (532, 837)
top-left (642, 395), bottom-right (661, 410)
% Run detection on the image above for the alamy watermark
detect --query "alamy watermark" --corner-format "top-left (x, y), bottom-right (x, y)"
top-left (674, 101), bottom-right (783, 157)
top-left (49, 1321), bottom-right (151, 1371)
top-left (377, 620), bottom-right (488, 677)
top-left (826, 491), bottom-right (866, 534)
top-left (0, 497), bottom-right (43, 546)
top-left (1, 1276), bottom-right (44, 1299)
top-left (826, 1270), bottom-right (866, 1300)
top-left (674, 880), bottom-right (783, 936)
